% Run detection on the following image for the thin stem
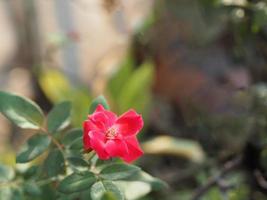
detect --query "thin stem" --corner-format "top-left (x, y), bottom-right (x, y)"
top-left (36, 177), bottom-right (58, 187)
top-left (40, 127), bottom-right (64, 154)
top-left (191, 156), bottom-right (242, 200)
top-left (0, 180), bottom-right (21, 188)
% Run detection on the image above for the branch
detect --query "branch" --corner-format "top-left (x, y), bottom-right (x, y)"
top-left (191, 156), bottom-right (242, 200)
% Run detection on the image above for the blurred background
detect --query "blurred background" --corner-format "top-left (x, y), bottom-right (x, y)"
top-left (0, 0), bottom-right (267, 199)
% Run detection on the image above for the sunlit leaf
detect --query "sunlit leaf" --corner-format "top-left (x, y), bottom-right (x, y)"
top-left (142, 136), bottom-right (205, 163)
top-left (90, 181), bottom-right (124, 200)
top-left (115, 181), bottom-right (151, 200)
top-left (39, 69), bottom-right (91, 127)
top-left (0, 187), bottom-right (23, 200)
top-left (0, 91), bottom-right (44, 129)
top-left (0, 165), bottom-right (15, 182)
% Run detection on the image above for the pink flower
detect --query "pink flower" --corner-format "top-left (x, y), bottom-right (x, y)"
top-left (83, 104), bottom-right (144, 163)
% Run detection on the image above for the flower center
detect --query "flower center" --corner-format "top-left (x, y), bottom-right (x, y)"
top-left (105, 127), bottom-right (117, 139)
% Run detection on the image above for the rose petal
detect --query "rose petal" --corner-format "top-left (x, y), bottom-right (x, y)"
top-left (83, 129), bottom-right (91, 151)
top-left (105, 139), bottom-right (128, 157)
top-left (91, 105), bottom-right (117, 128)
top-left (90, 112), bottom-right (108, 130)
top-left (115, 109), bottom-right (144, 136)
top-left (89, 131), bottom-right (109, 160)
top-left (122, 136), bottom-right (144, 163)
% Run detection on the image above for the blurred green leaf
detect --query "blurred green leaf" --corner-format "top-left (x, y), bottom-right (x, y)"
top-left (142, 136), bottom-right (205, 163)
top-left (0, 91), bottom-right (44, 129)
top-left (24, 181), bottom-right (42, 196)
top-left (44, 149), bottom-right (65, 177)
top-left (117, 61), bottom-right (154, 113)
top-left (101, 192), bottom-right (117, 200)
top-left (89, 96), bottom-right (109, 114)
top-left (0, 165), bottom-right (15, 182)
top-left (114, 170), bottom-right (167, 199)
top-left (115, 181), bottom-right (151, 200)
top-left (0, 187), bottom-right (23, 200)
top-left (126, 171), bottom-right (168, 190)
top-left (39, 69), bottom-right (91, 127)
top-left (47, 101), bottom-right (71, 133)
top-left (100, 163), bottom-right (140, 181)
top-left (58, 172), bottom-right (96, 193)
top-left (39, 69), bottom-right (71, 103)
top-left (252, 4), bottom-right (267, 33)
top-left (108, 54), bottom-right (134, 99)
top-left (90, 181), bottom-right (124, 200)
top-left (16, 134), bottom-right (51, 163)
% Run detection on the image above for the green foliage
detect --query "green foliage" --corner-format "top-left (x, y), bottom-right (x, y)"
top-left (44, 149), bottom-right (65, 177)
top-left (0, 93), bottom-right (165, 200)
top-left (62, 128), bottom-right (83, 147)
top-left (23, 181), bottom-right (42, 196)
top-left (90, 181), bottom-right (124, 200)
top-left (108, 59), bottom-right (154, 114)
top-left (0, 91), bottom-right (44, 129)
top-left (39, 69), bottom-right (92, 127)
top-left (47, 101), bottom-right (71, 133)
top-left (58, 172), bottom-right (96, 193)
top-left (100, 163), bottom-right (140, 180)
top-left (117, 61), bottom-right (154, 113)
top-left (142, 136), bottom-right (205, 163)
top-left (16, 134), bottom-right (51, 163)
top-left (0, 165), bottom-right (14, 182)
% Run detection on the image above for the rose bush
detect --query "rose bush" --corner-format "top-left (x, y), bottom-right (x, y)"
top-left (0, 92), bottom-right (166, 200)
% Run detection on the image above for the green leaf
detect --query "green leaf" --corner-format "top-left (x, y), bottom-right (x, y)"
top-left (47, 101), bottom-right (71, 133)
top-left (101, 192), bottom-right (117, 200)
top-left (0, 165), bottom-right (15, 182)
top-left (44, 149), bottom-right (65, 177)
top-left (67, 156), bottom-right (88, 172)
top-left (117, 61), bottom-right (153, 113)
top-left (39, 69), bottom-right (92, 127)
top-left (16, 134), bottom-right (51, 163)
top-left (89, 96), bottom-right (109, 114)
top-left (90, 181), bottom-right (124, 200)
top-left (100, 163), bottom-right (140, 180)
top-left (58, 171), bottom-right (96, 194)
top-left (114, 171), bottom-right (167, 200)
top-left (68, 137), bottom-right (83, 150)
top-left (126, 171), bottom-right (168, 190)
top-left (115, 181), bottom-right (151, 200)
top-left (108, 53), bottom-right (134, 99)
top-left (62, 129), bottom-right (82, 147)
top-left (0, 91), bottom-right (44, 129)
top-left (0, 187), bottom-right (23, 200)
top-left (24, 181), bottom-right (42, 196)
top-left (142, 136), bottom-right (205, 163)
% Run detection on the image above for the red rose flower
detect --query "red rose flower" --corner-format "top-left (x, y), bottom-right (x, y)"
top-left (83, 104), bottom-right (144, 163)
